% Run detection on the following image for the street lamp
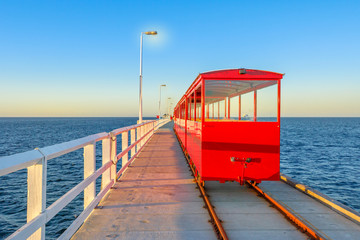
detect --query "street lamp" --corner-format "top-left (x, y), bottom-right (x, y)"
top-left (169, 103), bottom-right (173, 118)
top-left (159, 84), bottom-right (166, 119)
top-left (167, 97), bottom-right (172, 118)
top-left (139, 31), bottom-right (157, 123)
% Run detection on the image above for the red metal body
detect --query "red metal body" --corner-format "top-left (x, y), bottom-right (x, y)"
top-left (174, 69), bottom-right (283, 184)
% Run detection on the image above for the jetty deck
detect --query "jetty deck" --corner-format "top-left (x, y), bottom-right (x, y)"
top-left (204, 182), bottom-right (307, 239)
top-left (72, 123), bottom-right (216, 239)
top-left (72, 123), bottom-right (307, 240)
top-left (2, 120), bottom-right (360, 239)
top-left (205, 180), bottom-right (360, 239)
top-left (72, 122), bottom-right (360, 239)
top-left (257, 181), bottom-right (360, 239)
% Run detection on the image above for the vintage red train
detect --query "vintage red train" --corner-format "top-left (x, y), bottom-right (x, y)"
top-left (173, 68), bottom-right (283, 185)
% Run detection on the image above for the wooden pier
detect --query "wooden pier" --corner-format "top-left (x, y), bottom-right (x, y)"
top-left (72, 123), bottom-right (216, 239)
top-left (1, 121), bottom-right (360, 239)
top-left (72, 122), bottom-right (360, 240)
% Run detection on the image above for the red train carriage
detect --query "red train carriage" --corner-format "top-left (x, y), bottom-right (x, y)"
top-left (173, 69), bottom-right (283, 184)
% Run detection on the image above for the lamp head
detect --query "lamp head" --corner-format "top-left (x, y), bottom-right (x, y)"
top-left (144, 31), bottom-right (157, 35)
top-left (161, 84), bottom-right (166, 87)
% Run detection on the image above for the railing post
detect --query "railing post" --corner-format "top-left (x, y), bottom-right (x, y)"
top-left (27, 155), bottom-right (46, 240)
top-left (131, 129), bottom-right (135, 156)
top-left (101, 137), bottom-right (111, 190)
top-left (144, 124), bottom-right (148, 142)
top-left (141, 125), bottom-right (145, 146)
top-left (110, 134), bottom-right (117, 184)
top-left (122, 131), bottom-right (129, 168)
top-left (137, 126), bottom-right (141, 151)
top-left (84, 143), bottom-right (96, 209)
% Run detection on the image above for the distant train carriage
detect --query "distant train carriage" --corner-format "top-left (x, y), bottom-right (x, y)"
top-left (173, 69), bottom-right (283, 184)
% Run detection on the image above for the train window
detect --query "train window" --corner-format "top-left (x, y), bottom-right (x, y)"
top-left (229, 96), bottom-right (240, 119)
top-left (257, 84), bottom-right (277, 122)
top-left (180, 101), bottom-right (186, 119)
top-left (240, 92), bottom-right (254, 121)
top-left (210, 101), bottom-right (219, 119)
top-left (207, 103), bottom-right (214, 119)
top-left (204, 79), bottom-right (278, 122)
top-left (195, 85), bottom-right (202, 121)
top-left (187, 94), bottom-right (193, 120)
top-left (219, 99), bottom-right (226, 119)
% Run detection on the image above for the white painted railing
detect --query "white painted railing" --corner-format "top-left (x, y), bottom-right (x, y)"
top-left (0, 118), bottom-right (170, 240)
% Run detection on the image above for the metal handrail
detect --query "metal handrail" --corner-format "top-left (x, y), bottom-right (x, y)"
top-left (1, 118), bottom-right (170, 240)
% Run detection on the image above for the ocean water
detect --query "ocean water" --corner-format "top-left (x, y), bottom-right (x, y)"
top-left (0, 117), bottom-right (152, 239)
top-left (280, 117), bottom-right (360, 211)
top-left (0, 117), bottom-right (359, 239)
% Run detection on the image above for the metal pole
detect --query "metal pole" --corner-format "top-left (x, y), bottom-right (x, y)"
top-left (159, 86), bottom-right (162, 119)
top-left (158, 85), bottom-right (166, 119)
top-left (167, 98), bottom-right (172, 117)
top-left (139, 33), bottom-right (143, 123)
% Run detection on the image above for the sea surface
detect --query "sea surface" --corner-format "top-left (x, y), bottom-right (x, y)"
top-left (0, 117), bottom-right (359, 239)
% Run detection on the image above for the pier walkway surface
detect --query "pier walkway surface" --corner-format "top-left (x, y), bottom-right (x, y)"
top-left (205, 180), bottom-right (360, 239)
top-left (257, 181), bottom-right (360, 239)
top-left (72, 122), bottom-right (360, 240)
top-left (72, 122), bottom-right (216, 239)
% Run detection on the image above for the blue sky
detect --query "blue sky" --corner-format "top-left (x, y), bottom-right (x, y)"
top-left (1, 0), bottom-right (359, 117)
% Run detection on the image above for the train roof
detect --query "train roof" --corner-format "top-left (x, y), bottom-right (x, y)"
top-left (200, 68), bottom-right (284, 79)
top-left (176, 68), bottom-right (283, 107)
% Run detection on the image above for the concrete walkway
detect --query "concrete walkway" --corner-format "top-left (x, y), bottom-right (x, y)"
top-left (72, 123), bottom-right (216, 240)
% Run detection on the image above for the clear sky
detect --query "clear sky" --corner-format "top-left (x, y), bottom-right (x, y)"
top-left (1, 0), bottom-right (359, 117)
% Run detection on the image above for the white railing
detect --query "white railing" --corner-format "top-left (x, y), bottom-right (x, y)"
top-left (0, 118), bottom-right (170, 240)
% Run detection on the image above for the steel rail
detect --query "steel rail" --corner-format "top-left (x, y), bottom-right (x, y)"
top-left (173, 127), bottom-right (331, 240)
top-left (173, 130), bottom-right (228, 240)
top-left (247, 181), bottom-right (328, 240)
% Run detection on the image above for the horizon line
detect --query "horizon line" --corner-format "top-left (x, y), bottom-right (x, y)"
top-left (0, 116), bottom-right (359, 118)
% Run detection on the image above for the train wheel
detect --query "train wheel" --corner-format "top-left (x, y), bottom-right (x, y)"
top-left (250, 180), bottom-right (260, 186)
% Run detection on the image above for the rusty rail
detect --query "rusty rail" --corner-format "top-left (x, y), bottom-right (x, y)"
top-left (173, 130), bottom-right (228, 240)
top-left (247, 181), bottom-right (328, 240)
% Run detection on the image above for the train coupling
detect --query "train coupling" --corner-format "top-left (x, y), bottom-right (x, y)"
top-left (230, 157), bottom-right (252, 164)
top-left (231, 157), bottom-right (253, 185)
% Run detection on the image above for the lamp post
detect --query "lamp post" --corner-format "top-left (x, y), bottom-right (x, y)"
top-left (167, 97), bottom-right (172, 118)
top-left (169, 102), bottom-right (173, 118)
top-left (159, 84), bottom-right (166, 119)
top-left (139, 31), bottom-right (157, 123)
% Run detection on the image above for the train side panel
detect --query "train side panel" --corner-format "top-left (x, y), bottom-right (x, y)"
top-left (175, 118), bottom-right (186, 147)
top-left (185, 120), bottom-right (202, 174)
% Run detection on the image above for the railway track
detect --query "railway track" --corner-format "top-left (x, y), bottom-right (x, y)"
top-left (174, 131), bottom-right (327, 240)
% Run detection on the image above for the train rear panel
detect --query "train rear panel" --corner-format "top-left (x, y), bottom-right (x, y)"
top-left (201, 121), bottom-right (280, 182)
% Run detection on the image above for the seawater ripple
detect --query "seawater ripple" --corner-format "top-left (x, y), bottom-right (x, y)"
top-left (0, 117), bottom-right (142, 239)
top-left (0, 117), bottom-right (359, 239)
top-left (280, 117), bottom-right (360, 213)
